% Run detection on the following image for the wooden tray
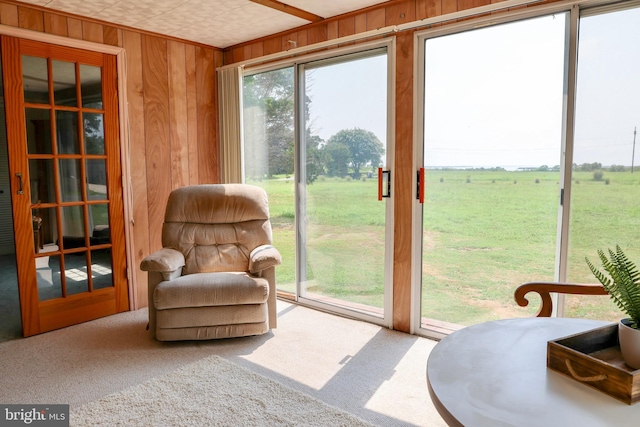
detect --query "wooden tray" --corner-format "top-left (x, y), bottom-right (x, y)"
top-left (547, 323), bottom-right (640, 405)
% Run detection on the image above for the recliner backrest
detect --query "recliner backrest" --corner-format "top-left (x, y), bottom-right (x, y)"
top-left (161, 184), bottom-right (273, 275)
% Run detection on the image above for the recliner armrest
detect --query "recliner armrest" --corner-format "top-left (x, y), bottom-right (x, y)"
top-left (140, 248), bottom-right (185, 279)
top-left (249, 244), bottom-right (282, 274)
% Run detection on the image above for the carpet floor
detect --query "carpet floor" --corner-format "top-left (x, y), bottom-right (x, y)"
top-left (71, 355), bottom-right (376, 426)
top-left (0, 300), bottom-right (446, 427)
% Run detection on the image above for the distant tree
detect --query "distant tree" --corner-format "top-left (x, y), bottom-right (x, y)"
top-left (243, 68), bottom-right (322, 183)
top-left (579, 162), bottom-right (602, 172)
top-left (243, 69), bottom-right (295, 178)
top-left (323, 128), bottom-right (384, 178)
top-left (304, 134), bottom-right (324, 184)
top-left (323, 142), bottom-right (349, 177)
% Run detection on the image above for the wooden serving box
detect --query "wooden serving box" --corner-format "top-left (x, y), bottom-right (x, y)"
top-left (547, 323), bottom-right (640, 405)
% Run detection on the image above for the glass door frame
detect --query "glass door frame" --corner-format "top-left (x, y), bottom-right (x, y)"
top-left (411, 2), bottom-right (579, 339)
top-left (242, 38), bottom-right (396, 328)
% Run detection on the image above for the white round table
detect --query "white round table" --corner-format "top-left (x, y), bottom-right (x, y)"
top-left (427, 318), bottom-right (640, 427)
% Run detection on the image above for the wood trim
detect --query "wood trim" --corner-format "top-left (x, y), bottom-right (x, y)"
top-left (0, 23), bottom-right (122, 54)
top-left (392, 31), bottom-right (413, 333)
top-left (250, 0), bottom-right (323, 22)
top-left (122, 30), bottom-right (149, 309)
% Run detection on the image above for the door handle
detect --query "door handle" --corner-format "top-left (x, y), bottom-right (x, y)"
top-left (378, 168), bottom-right (391, 200)
top-left (16, 173), bottom-right (23, 195)
top-left (417, 168), bottom-right (425, 204)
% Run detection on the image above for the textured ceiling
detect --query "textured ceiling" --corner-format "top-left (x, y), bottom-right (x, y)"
top-left (18, 0), bottom-right (389, 48)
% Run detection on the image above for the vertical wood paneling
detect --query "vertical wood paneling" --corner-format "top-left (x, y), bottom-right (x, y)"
top-left (17, 7), bottom-right (43, 32)
top-left (264, 37), bottom-right (281, 55)
top-left (327, 21), bottom-right (338, 40)
top-left (67, 17), bottom-right (83, 39)
top-left (252, 41), bottom-right (264, 58)
top-left (459, 0), bottom-right (492, 11)
top-left (195, 47), bottom-right (218, 183)
top-left (386, 1), bottom-right (417, 25)
top-left (442, 0), bottom-right (458, 14)
top-left (307, 25), bottom-right (327, 45)
top-left (142, 34), bottom-right (171, 251)
top-left (122, 30), bottom-right (150, 308)
top-left (296, 30), bottom-right (307, 48)
top-left (417, 0), bottom-right (442, 19)
top-left (43, 13), bottom-right (67, 37)
top-left (103, 26), bottom-right (120, 46)
top-left (223, 49), bottom-right (234, 64)
top-left (232, 46), bottom-right (244, 63)
top-left (393, 31), bottom-right (414, 333)
top-left (354, 14), bottom-right (367, 33)
top-left (0, 3), bottom-right (18, 26)
top-left (367, 9), bottom-right (386, 30)
top-left (82, 21), bottom-right (103, 43)
top-left (339, 17), bottom-right (356, 38)
top-left (185, 44), bottom-right (199, 185)
top-left (168, 40), bottom-right (189, 189)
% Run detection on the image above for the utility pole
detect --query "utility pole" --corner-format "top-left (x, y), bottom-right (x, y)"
top-left (633, 126), bottom-right (637, 173)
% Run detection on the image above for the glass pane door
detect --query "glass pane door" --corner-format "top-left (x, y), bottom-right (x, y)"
top-left (243, 67), bottom-right (296, 295)
top-left (565, 6), bottom-right (640, 321)
top-left (418, 15), bottom-right (567, 335)
top-left (3, 37), bottom-right (127, 336)
top-left (298, 51), bottom-right (390, 322)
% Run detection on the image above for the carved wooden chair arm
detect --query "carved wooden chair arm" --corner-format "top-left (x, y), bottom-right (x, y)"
top-left (514, 282), bottom-right (608, 317)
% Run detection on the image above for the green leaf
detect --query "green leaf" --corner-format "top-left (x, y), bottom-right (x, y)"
top-left (586, 245), bottom-right (640, 328)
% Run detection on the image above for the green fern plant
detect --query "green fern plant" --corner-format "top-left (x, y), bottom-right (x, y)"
top-left (585, 245), bottom-right (640, 329)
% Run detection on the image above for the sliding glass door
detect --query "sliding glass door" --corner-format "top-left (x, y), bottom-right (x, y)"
top-left (243, 66), bottom-right (296, 294)
top-left (564, 6), bottom-right (640, 320)
top-left (243, 43), bottom-right (393, 325)
top-left (416, 14), bottom-right (568, 335)
top-left (298, 51), bottom-right (391, 320)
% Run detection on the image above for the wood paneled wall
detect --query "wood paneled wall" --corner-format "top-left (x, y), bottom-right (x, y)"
top-left (221, 0), bottom-right (535, 332)
top-left (0, 1), bottom-right (222, 308)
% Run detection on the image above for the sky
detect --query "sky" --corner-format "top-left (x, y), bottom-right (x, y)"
top-left (305, 54), bottom-right (388, 160)
top-left (305, 6), bottom-right (640, 170)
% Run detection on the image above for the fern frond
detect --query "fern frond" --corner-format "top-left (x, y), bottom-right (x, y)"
top-left (586, 245), bottom-right (640, 328)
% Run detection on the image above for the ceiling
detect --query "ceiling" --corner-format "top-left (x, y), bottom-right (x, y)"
top-left (19, 0), bottom-right (390, 49)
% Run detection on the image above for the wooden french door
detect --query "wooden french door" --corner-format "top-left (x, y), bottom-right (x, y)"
top-left (2, 36), bottom-right (128, 336)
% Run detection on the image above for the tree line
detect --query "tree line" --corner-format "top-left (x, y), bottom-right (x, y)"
top-left (243, 68), bottom-right (384, 184)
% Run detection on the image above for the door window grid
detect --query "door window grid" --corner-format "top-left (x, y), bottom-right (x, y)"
top-left (22, 53), bottom-right (110, 300)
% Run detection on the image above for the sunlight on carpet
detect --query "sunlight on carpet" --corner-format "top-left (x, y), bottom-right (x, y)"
top-left (71, 355), bottom-right (377, 427)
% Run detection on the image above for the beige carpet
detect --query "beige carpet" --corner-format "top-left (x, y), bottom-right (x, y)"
top-left (0, 300), bottom-right (446, 427)
top-left (71, 355), bottom-right (375, 426)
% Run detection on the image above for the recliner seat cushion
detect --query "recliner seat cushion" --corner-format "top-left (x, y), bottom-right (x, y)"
top-left (154, 272), bottom-right (269, 310)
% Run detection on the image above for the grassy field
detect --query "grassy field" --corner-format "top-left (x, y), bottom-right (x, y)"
top-left (249, 169), bottom-right (640, 326)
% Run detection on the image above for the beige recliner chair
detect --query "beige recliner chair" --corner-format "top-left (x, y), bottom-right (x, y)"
top-left (140, 184), bottom-right (281, 341)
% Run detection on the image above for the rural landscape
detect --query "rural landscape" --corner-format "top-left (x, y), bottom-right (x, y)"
top-left (249, 165), bottom-right (640, 327)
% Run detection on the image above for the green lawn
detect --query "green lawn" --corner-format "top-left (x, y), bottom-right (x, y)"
top-left (249, 169), bottom-right (640, 326)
